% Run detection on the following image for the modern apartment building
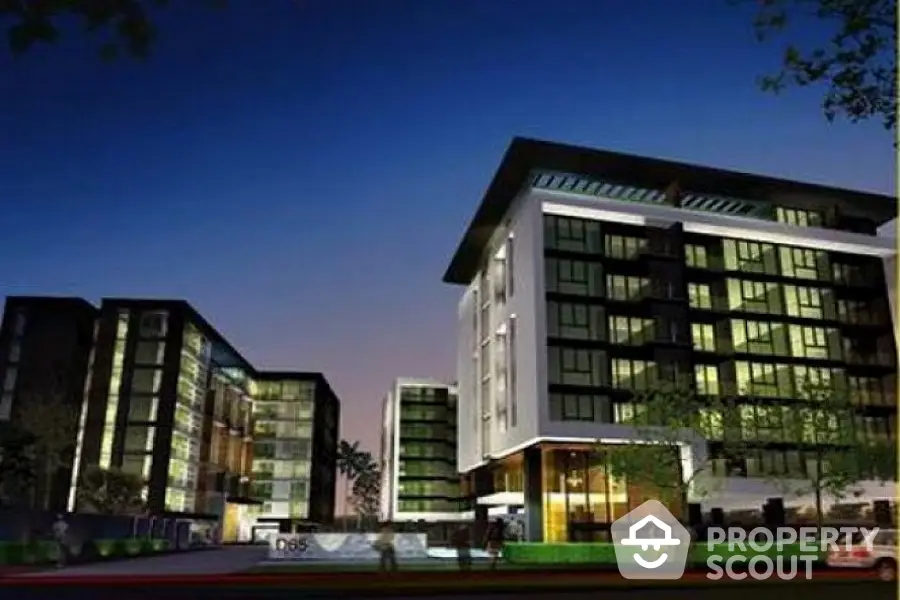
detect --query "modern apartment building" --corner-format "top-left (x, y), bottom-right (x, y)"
top-left (379, 379), bottom-right (469, 523)
top-left (444, 137), bottom-right (898, 542)
top-left (877, 219), bottom-right (897, 342)
top-left (0, 297), bottom-right (97, 511)
top-left (0, 297), bottom-right (342, 540)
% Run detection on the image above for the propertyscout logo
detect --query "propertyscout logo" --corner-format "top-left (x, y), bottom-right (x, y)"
top-left (611, 499), bottom-right (879, 581)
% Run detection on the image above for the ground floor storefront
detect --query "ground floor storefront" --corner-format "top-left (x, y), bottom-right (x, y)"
top-left (467, 442), bottom-right (683, 543)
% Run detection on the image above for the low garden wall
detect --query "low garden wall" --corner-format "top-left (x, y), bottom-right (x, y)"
top-left (503, 543), bottom-right (825, 566)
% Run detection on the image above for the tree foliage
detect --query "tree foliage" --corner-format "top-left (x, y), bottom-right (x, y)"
top-left (16, 384), bottom-right (78, 510)
top-left (748, 0), bottom-right (897, 133)
top-left (777, 380), bottom-right (897, 528)
top-left (76, 465), bottom-right (146, 515)
top-left (0, 421), bottom-right (36, 507)
top-left (603, 382), bottom-right (742, 520)
top-left (1, 0), bottom-right (226, 59)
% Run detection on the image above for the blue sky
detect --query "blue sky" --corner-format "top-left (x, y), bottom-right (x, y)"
top-left (0, 0), bottom-right (894, 459)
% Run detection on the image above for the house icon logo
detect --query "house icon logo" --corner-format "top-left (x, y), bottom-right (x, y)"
top-left (610, 499), bottom-right (691, 579)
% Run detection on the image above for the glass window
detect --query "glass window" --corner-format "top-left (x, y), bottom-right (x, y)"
top-left (691, 323), bottom-right (716, 352)
top-left (544, 215), bottom-right (601, 253)
top-left (123, 425), bottom-right (155, 453)
top-left (776, 207), bottom-right (822, 227)
top-left (610, 359), bottom-right (656, 390)
top-left (547, 347), bottom-right (606, 386)
top-left (779, 247), bottom-right (828, 280)
top-left (688, 283), bottom-right (712, 309)
top-left (695, 365), bottom-right (719, 396)
top-left (134, 341), bottom-right (165, 365)
top-left (546, 259), bottom-right (602, 296)
top-left (609, 316), bottom-right (654, 345)
top-left (131, 368), bottom-right (163, 395)
top-left (2, 367), bottom-right (16, 392)
top-left (549, 394), bottom-right (610, 422)
top-left (731, 319), bottom-right (787, 355)
top-left (605, 235), bottom-right (646, 260)
top-left (788, 325), bottom-right (835, 360)
top-left (685, 245), bottom-right (708, 268)
top-left (139, 311), bottom-right (168, 338)
top-left (723, 240), bottom-right (777, 274)
top-left (127, 396), bottom-right (158, 422)
top-left (727, 279), bottom-right (782, 314)
top-left (606, 275), bottom-right (649, 301)
top-left (547, 302), bottom-right (604, 341)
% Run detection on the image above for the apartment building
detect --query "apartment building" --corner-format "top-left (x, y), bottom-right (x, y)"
top-left (0, 297), bottom-right (97, 511)
top-left (444, 137), bottom-right (898, 542)
top-left (0, 296), bottom-right (342, 539)
top-left (379, 379), bottom-right (470, 523)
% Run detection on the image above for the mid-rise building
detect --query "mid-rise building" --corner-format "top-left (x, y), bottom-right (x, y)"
top-left (379, 378), bottom-right (468, 523)
top-left (877, 219), bottom-right (897, 342)
top-left (0, 296), bottom-right (97, 511)
top-left (444, 138), bottom-right (898, 542)
top-left (0, 296), bottom-right (341, 539)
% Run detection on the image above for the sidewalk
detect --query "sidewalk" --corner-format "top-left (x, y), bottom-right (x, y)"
top-left (14, 545), bottom-right (268, 577)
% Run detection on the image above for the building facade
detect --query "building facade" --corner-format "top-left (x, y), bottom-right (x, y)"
top-left (379, 378), bottom-right (469, 523)
top-left (0, 297), bottom-right (97, 511)
top-left (0, 297), bottom-right (343, 540)
top-left (445, 138), bottom-right (898, 542)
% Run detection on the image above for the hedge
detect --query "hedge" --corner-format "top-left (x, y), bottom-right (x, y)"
top-left (503, 543), bottom-right (826, 565)
top-left (0, 538), bottom-right (170, 566)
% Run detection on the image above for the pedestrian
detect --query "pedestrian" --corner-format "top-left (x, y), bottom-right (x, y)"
top-left (374, 522), bottom-right (397, 572)
top-left (508, 518), bottom-right (524, 542)
top-left (483, 517), bottom-right (505, 570)
top-left (452, 525), bottom-right (472, 571)
top-left (51, 514), bottom-right (69, 569)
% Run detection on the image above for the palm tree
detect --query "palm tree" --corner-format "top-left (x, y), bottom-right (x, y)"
top-left (336, 439), bottom-right (362, 528)
top-left (350, 451), bottom-right (380, 530)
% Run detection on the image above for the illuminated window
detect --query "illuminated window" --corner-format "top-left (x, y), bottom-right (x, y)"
top-left (691, 323), bottom-right (716, 352)
top-left (609, 316), bottom-right (654, 345)
top-left (685, 245), bottom-right (708, 269)
top-left (788, 325), bottom-right (835, 360)
top-left (849, 376), bottom-right (885, 406)
top-left (724, 240), bottom-right (777, 274)
top-left (779, 246), bottom-right (828, 280)
top-left (605, 235), bottom-right (646, 260)
top-left (694, 364), bottom-right (719, 396)
top-left (731, 319), bottom-right (786, 355)
top-left (784, 285), bottom-right (827, 319)
top-left (727, 279), bottom-right (782, 314)
top-left (776, 207), bottom-right (822, 227)
top-left (606, 275), bottom-right (649, 301)
top-left (735, 361), bottom-right (792, 397)
top-left (793, 365), bottom-right (839, 396)
top-left (688, 283), bottom-right (712, 309)
top-left (610, 359), bottom-right (656, 390)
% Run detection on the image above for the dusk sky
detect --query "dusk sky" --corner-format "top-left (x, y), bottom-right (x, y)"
top-left (1, 0), bottom-right (895, 470)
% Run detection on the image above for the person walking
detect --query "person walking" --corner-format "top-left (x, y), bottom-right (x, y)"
top-left (51, 514), bottom-right (69, 569)
top-left (452, 525), bottom-right (472, 571)
top-left (375, 523), bottom-right (398, 572)
top-left (483, 517), bottom-right (506, 570)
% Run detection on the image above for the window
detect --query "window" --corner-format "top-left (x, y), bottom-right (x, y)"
top-left (735, 361), bottom-right (792, 397)
top-left (606, 275), bottom-right (649, 301)
top-left (131, 368), bottom-right (163, 394)
top-left (788, 325), bottom-right (835, 360)
top-left (547, 347), bottom-right (606, 386)
top-left (779, 247), bottom-right (828, 280)
top-left (545, 259), bottom-right (602, 296)
top-left (793, 365), bottom-right (838, 395)
top-left (139, 311), bottom-right (168, 338)
top-left (723, 240), bottom-right (777, 274)
top-left (783, 285), bottom-right (828, 319)
top-left (688, 283), bottom-right (712, 309)
top-left (127, 396), bottom-right (158, 422)
top-left (776, 207), bottom-right (822, 227)
top-left (727, 279), bottom-right (782, 314)
top-left (544, 215), bottom-right (601, 253)
top-left (123, 425), bottom-right (155, 453)
top-left (691, 323), bottom-right (716, 352)
top-left (731, 319), bottom-right (786, 355)
top-left (549, 394), bottom-right (610, 422)
top-left (604, 235), bottom-right (646, 260)
top-left (849, 376), bottom-right (885, 406)
top-left (685, 245), bottom-right (708, 269)
top-left (609, 316), bottom-right (654, 345)
top-left (546, 302), bottom-right (604, 340)
top-left (694, 365), bottom-right (719, 396)
top-left (509, 317), bottom-right (517, 427)
top-left (134, 341), bottom-right (166, 365)
top-left (755, 405), bottom-right (786, 442)
top-left (610, 359), bottom-right (656, 390)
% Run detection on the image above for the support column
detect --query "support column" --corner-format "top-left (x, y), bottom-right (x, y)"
top-left (523, 446), bottom-right (543, 542)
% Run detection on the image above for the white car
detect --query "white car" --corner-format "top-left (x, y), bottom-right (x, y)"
top-left (826, 528), bottom-right (898, 581)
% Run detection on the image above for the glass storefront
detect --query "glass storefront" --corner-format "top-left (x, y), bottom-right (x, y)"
top-left (539, 444), bottom-right (682, 542)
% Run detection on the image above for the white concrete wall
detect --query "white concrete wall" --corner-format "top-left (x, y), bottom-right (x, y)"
top-left (878, 218), bottom-right (897, 344)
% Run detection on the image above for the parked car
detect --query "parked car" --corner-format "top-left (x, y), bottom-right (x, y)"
top-left (826, 528), bottom-right (897, 581)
